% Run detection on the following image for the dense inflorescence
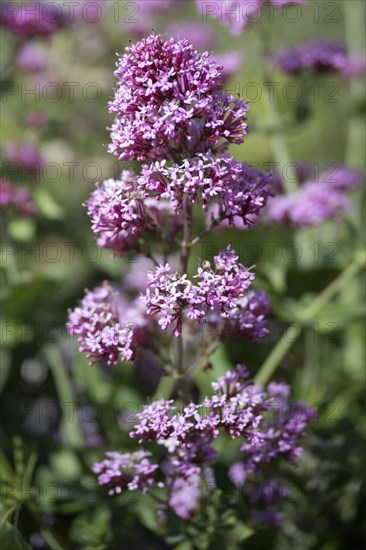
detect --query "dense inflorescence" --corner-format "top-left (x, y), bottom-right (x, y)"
top-left (108, 34), bottom-right (248, 161)
top-left (139, 155), bottom-right (271, 224)
top-left (67, 283), bottom-right (148, 366)
top-left (93, 366), bottom-right (315, 518)
top-left (143, 247), bottom-right (256, 336)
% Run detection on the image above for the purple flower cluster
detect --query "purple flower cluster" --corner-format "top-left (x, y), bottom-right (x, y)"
top-left (16, 43), bottom-right (49, 73)
top-left (93, 366), bottom-right (314, 518)
top-left (206, 289), bottom-right (272, 342)
top-left (139, 155), bottom-right (271, 226)
top-left (195, 0), bottom-right (307, 35)
top-left (67, 283), bottom-right (147, 366)
top-left (87, 171), bottom-right (146, 254)
top-left (108, 34), bottom-right (248, 161)
top-left (87, 171), bottom-right (180, 254)
top-left (227, 290), bottom-right (272, 341)
top-left (240, 380), bottom-right (316, 473)
top-left (0, 178), bottom-right (36, 216)
top-left (270, 39), bottom-right (348, 75)
top-left (143, 248), bottom-right (255, 335)
top-left (91, 451), bottom-right (162, 496)
top-left (168, 475), bottom-right (202, 520)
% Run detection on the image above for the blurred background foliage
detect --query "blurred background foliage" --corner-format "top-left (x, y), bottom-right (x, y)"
top-left (0, 1), bottom-right (365, 548)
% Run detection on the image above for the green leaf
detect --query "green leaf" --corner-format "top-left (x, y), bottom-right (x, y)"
top-left (34, 189), bottom-right (65, 220)
top-left (226, 521), bottom-right (254, 542)
top-left (0, 522), bottom-right (33, 550)
top-left (195, 346), bottom-right (232, 396)
top-left (49, 450), bottom-right (82, 482)
top-left (73, 353), bottom-right (112, 404)
top-left (44, 345), bottom-right (84, 449)
top-left (7, 219), bottom-right (36, 242)
top-left (135, 497), bottom-right (164, 536)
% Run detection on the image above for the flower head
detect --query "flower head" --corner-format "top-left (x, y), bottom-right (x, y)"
top-left (93, 366), bottom-right (314, 518)
top-left (108, 34), bottom-right (248, 161)
top-left (67, 283), bottom-right (145, 365)
top-left (139, 155), bottom-right (271, 225)
top-left (87, 171), bottom-right (179, 254)
top-left (92, 450), bottom-right (161, 495)
top-left (143, 247), bottom-right (255, 335)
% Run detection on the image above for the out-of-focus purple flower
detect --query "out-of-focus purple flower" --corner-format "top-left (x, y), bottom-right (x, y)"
top-left (269, 162), bottom-right (363, 194)
top-left (251, 509), bottom-right (283, 528)
top-left (108, 34), bottom-right (248, 161)
top-left (320, 166), bottom-right (364, 191)
top-left (166, 23), bottom-right (215, 50)
top-left (92, 450), bottom-right (162, 495)
top-left (143, 247), bottom-right (255, 336)
top-left (133, 0), bottom-right (179, 15)
top-left (2, 142), bottom-right (44, 175)
top-left (1, 2), bottom-right (65, 39)
top-left (16, 43), bottom-right (49, 72)
top-left (195, 0), bottom-right (307, 36)
top-left (270, 39), bottom-right (347, 75)
top-left (77, 406), bottom-right (104, 448)
top-left (264, 181), bottom-right (352, 226)
top-left (71, 0), bottom-right (103, 23)
top-left (67, 283), bottom-right (143, 366)
top-left (339, 52), bottom-right (366, 78)
top-left (240, 380), bottom-right (317, 471)
top-left (25, 111), bottom-right (48, 128)
top-left (271, 0), bottom-right (308, 6)
top-left (0, 178), bottom-right (36, 216)
top-left (227, 290), bottom-right (272, 341)
top-left (124, 256), bottom-right (155, 293)
top-left (215, 51), bottom-right (244, 81)
top-left (168, 475), bottom-right (201, 519)
top-left (228, 462), bottom-right (247, 486)
top-left (195, 0), bottom-right (261, 36)
top-left (29, 533), bottom-right (46, 549)
top-left (247, 479), bottom-right (289, 503)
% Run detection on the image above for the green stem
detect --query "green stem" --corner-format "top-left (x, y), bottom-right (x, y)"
top-left (43, 345), bottom-right (84, 448)
top-left (255, 249), bottom-right (366, 385)
top-left (258, 30), bottom-right (299, 194)
top-left (341, 0), bottom-right (366, 374)
top-left (174, 200), bottom-right (193, 402)
top-left (343, 1), bottom-right (366, 169)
